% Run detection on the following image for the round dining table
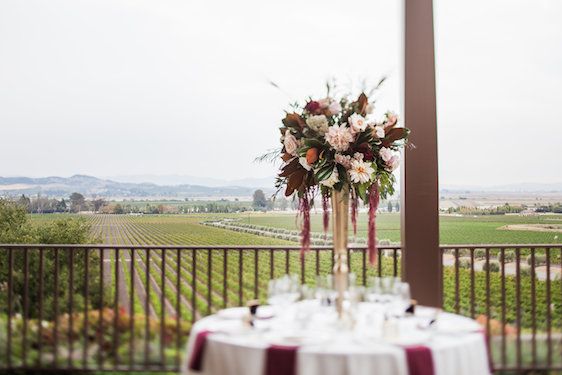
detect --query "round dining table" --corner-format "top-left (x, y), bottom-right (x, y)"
top-left (182, 301), bottom-right (490, 375)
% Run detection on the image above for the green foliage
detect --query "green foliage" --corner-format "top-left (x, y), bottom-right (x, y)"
top-left (0, 199), bottom-right (33, 243)
top-left (482, 260), bottom-right (500, 272)
top-left (0, 201), bottom-right (100, 319)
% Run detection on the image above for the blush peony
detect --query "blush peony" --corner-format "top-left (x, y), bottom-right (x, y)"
top-left (326, 125), bottom-right (354, 152)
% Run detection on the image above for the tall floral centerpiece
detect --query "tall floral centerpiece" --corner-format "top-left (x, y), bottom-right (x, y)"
top-left (273, 86), bottom-right (409, 316)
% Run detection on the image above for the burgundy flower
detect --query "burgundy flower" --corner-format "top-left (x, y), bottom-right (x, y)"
top-left (305, 101), bottom-right (320, 113)
top-left (356, 143), bottom-right (374, 161)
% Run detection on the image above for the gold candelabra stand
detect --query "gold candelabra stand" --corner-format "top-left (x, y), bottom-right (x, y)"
top-left (331, 186), bottom-right (349, 318)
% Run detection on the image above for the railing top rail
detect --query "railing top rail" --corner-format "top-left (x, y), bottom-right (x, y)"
top-left (1, 243), bottom-right (560, 249)
top-left (440, 244), bottom-right (562, 249)
top-left (0, 244), bottom-right (401, 250)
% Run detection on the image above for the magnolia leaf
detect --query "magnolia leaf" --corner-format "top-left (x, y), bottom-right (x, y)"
top-left (357, 93), bottom-right (369, 116)
top-left (279, 158), bottom-right (300, 177)
top-left (285, 168), bottom-right (306, 196)
top-left (282, 113), bottom-right (306, 129)
top-left (382, 128), bottom-right (409, 147)
top-left (281, 153), bottom-right (294, 162)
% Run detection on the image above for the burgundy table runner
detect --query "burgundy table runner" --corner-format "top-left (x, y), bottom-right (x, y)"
top-left (405, 345), bottom-right (435, 375)
top-left (188, 330), bottom-right (214, 371)
top-left (265, 344), bottom-right (299, 375)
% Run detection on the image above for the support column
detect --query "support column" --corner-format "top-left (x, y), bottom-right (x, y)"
top-left (401, 0), bottom-right (441, 307)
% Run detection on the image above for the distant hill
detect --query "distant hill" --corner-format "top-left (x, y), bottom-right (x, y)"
top-left (104, 174), bottom-right (275, 188)
top-left (0, 175), bottom-right (270, 199)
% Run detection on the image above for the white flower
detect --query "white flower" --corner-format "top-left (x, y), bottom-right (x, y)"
top-left (353, 152), bottom-right (364, 161)
top-left (328, 100), bottom-right (342, 115)
top-left (349, 113), bottom-right (367, 133)
top-left (320, 168), bottom-right (339, 188)
top-left (325, 124), bottom-right (354, 152)
top-left (372, 125), bottom-right (385, 138)
top-left (283, 129), bottom-right (298, 156)
top-left (306, 115), bottom-right (329, 135)
top-left (299, 157), bottom-right (312, 171)
top-left (379, 147), bottom-right (393, 162)
top-left (335, 153), bottom-right (352, 169)
top-left (349, 159), bottom-right (375, 184)
top-left (386, 155), bottom-right (400, 172)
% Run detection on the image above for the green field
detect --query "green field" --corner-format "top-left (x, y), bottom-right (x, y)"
top-left (240, 212), bottom-right (562, 245)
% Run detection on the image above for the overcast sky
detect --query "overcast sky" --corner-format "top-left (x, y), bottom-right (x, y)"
top-left (0, 0), bottom-right (560, 187)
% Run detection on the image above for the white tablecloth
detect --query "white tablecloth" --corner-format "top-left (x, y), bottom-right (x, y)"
top-left (182, 302), bottom-right (490, 375)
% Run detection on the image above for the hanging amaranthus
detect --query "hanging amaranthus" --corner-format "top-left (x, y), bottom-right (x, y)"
top-left (299, 192), bottom-right (311, 259)
top-left (322, 193), bottom-right (330, 240)
top-left (367, 183), bottom-right (380, 265)
top-left (351, 190), bottom-right (358, 237)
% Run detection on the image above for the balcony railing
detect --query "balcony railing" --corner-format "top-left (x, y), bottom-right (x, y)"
top-left (0, 244), bottom-right (560, 373)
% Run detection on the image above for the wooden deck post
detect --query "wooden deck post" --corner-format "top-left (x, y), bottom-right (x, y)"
top-left (401, 0), bottom-right (442, 307)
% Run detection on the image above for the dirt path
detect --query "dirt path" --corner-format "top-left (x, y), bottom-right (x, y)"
top-left (499, 224), bottom-right (562, 233)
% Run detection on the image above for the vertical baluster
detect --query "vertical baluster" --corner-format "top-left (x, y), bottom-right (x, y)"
top-left (7, 248), bottom-right (13, 368)
top-left (316, 248), bottom-right (321, 277)
top-left (285, 249), bottom-right (289, 275)
top-left (23, 248), bottom-right (29, 367)
top-left (38, 248), bottom-right (44, 367)
top-left (485, 247), bottom-right (491, 364)
top-left (176, 249), bottom-right (181, 370)
top-left (546, 247), bottom-right (552, 367)
top-left (515, 248), bottom-right (521, 371)
top-left (500, 248), bottom-right (506, 368)
top-left (470, 248), bottom-right (475, 319)
top-left (144, 248), bottom-right (150, 366)
top-left (530, 248), bottom-right (536, 367)
top-left (129, 249), bottom-right (135, 369)
top-left (160, 248), bottom-right (166, 367)
top-left (207, 249), bottom-right (212, 315)
top-left (377, 248), bottom-right (382, 277)
top-left (98, 248), bottom-right (103, 369)
top-left (454, 248), bottom-right (460, 314)
top-left (362, 248), bottom-right (366, 286)
top-left (83, 248), bottom-right (89, 369)
top-left (68, 247), bottom-right (74, 368)
top-left (223, 249), bottom-right (228, 308)
top-left (270, 249), bottom-right (274, 279)
top-left (113, 248), bottom-right (119, 368)
top-left (301, 251), bottom-right (305, 285)
top-left (255, 250), bottom-right (260, 298)
top-left (191, 250), bottom-right (196, 324)
top-left (393, 248), bottom-right (398, 277)
top-left (347, 248), bottom-right (351, 274)
top-left (239, 249), bottom-right (243, 305)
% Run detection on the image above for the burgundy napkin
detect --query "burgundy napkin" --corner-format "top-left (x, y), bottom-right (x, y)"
top-left (405, 346), bottom-right (435, 375)
top-left (188, 330), bottom-right (214, 371)
top-left (265, 345), bottom-right (299, 375)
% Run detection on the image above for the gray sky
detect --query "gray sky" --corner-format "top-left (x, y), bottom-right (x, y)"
top-left (0, 0), bottom-right (560, 186)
